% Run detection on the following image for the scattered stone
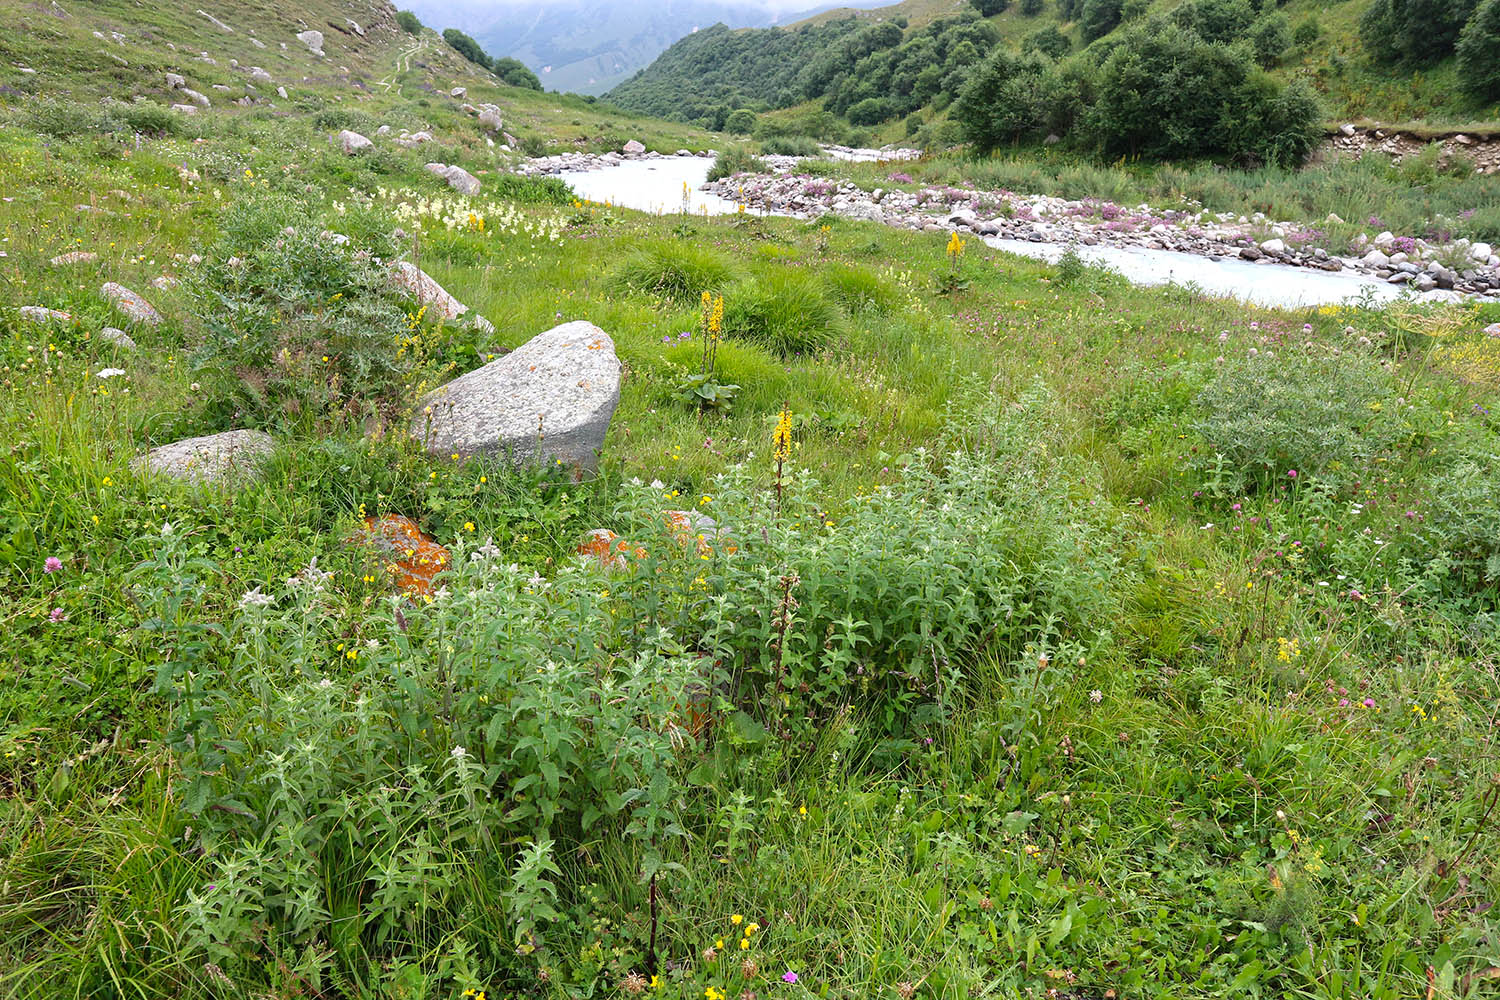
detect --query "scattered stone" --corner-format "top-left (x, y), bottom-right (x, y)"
top-left (165, 71), bottom-right (185, 88)
top-left (198, 9), bottom-right (234, 33)
top-left (1360, 249), bottom-right (1391, 268)
top-left (577, 528), bottom-right (639, 573)
top-left (249, 37), bottom-right (266, 49)
top-left (623, 139), bottom-right (646, 154)
top-left (133, 429), bottom-right (275, 485)
top-left (248, 66), bottom-right (273, 84)
top-left (1259, 238), bottom-right (1286, 254)
top-left (102, 282), bottom-right (162, 326)
top-left (19, 305), bottom-right (73, 324)
top-left (50, 250), bottom-right (97, 266)
top-left (101, 326), bottom-right (136, 349)
top-left (340, 129), bottom-right (373, 154)
top-left (450, 86), bottom-right (466, 98)
top-left (171, 104), bottom-right (199, 115)
top-left (276, 85), bottom-right (288, 99)
top-left (1485, 322), bottom-right (1500, 336)
top-left (479, 109), bottom-right (503, 131)
top-left (411, 321), bottom-right (621, 471)
top-left (1340, 123), bottom-right (1356, 137)
top-left (181, 87), bottom-right (210, 108)
top-left (424, 162), bottom-right (480, 195)
top-left (150, 275), bottom-right (179, 290)
top-left (296, 29), bottom-right (324, 56)
top-left (1239, 246), bottom-right (1263, 261)
top-left (391, 261), bottom-right (493, 332)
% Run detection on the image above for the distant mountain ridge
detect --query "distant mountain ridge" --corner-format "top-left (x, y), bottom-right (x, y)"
top-left (398, 0), bottom-right (889, 94)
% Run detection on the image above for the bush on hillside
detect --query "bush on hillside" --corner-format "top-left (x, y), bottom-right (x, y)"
top-left (721, 272), bottom-right (841, 355)
top-left (1293, 17), bottom-right (1321, 45)
top-left (1082, 22), bottom-right (1322, 166)
top-left (443, 28), bottom-right (491, 69)
top-left (1021, 0), bottom-right (1047, 15)
top-left (725, 108), bottom-right (758, 134)
top-left (612, 242), bottom-right (734, 300)
top-left (970, 0), bottom-right (1012, 12)
top-left (395, 9), bottom-right (421, 33)
top-left (1457, 0), bottom-right (1500, 102)
top-left (1080, 0), bottom-right (1124, 41)
top-left (487, 174), bottom-right (576, 205)
top-left (493, 57), bottom-right (542, 90)
top-left (1171, 0), bottom-right (1257, 43)
top-left (847, 97), bottom-right (897, 125)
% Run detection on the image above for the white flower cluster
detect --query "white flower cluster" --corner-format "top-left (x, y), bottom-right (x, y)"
top-left (359, 187), bottom-right (565, 246)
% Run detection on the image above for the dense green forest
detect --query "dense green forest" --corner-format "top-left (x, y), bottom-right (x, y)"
top-left (607, 0), bottom-right (1500, 164)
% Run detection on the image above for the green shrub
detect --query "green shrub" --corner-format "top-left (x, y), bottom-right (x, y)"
top-left (706, 146), bottom-right (768, 181)
top-left (953, 50), bottom-right (1054, 153)
top-left (493, 57), bottom-right (542, 90)
top-left (612, 242), bottom-right (734, 300)
top-left (187, 195), bottom-right (452, 428)
top-left (116, 100), bottom-right (181, 136)
top-left (1457, 0), bottom-right (1500, 103)
top-left (1080, 0), bottom-right (1124, 41)
top-left (1360, 0), bottom-right (1478, 66)
top-left (760, 134), bottom-right (821, 156)
top-left (1250, 12), bottom-right (1291, 66)
top-left (824, 264), bottom-right (901, 314)
top-left (721, 272), bottom-right (841, 355)
top-left (443, 28), bottom-right (492, 69)
top-left (21, 98), bottom-right (106, 137)
top-left (1192, 347), bottom-right (1401, 485)
top-left (1421, 436), bottom-right (1500, 584)
top-left (1021, 0), bottom-right (1046, 15)
top-left (725, 108), bottom-right (758, 134)
top-left (847, 97), bottom-right (896, 126)
top-left (487, 173), bottom-right (576, 205)
top-left (1292, 17), bottom-right (1320, 45)
top-left (395, 9), bottom-right (421, 33)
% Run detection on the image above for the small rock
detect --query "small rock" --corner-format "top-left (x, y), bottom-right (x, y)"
top-left (478, 109), bottom-right (503, 131)
top-left (101, 326), bottom-right (136, 349)
top-left (133, 429), bottom-right (275, 485)
top-left (450, 86), bottom-right (466, 98)
top-left (171, 104), bottom-right (199, 115)
top-left (411, 321), bottom-right (621, 471)
top-left (96, 367), bottom-right (126, 379)
top-left (165, 72), bottom-right (185, 88)
top-left (1484, 322), bottom-right (1500, 337)
top-left (181, 87), bottom-right (210, 108)
top-left (1239, 246), bottom-right (1263, 261)
top-left (1360, 249), bottom-right (1391, 268)
top-left (1259, 238), bottom-right (1286, 254)
top-left (102, 282), bottom-right (162, 326)
top-left (1340, 123), bottom-right (1356, 137)
top-left (276, 86), bottom-right (288, 99)
top-left (424, 162), bottom-right (480, 195)
top-left (50, 250), bottom-right (98, 266)
top-left (19, 306), bottom-right (73, 324)
top-left (623, 139), bottom-right (646, 154)
top-left (296, 29), bottom-right (324, 55)
top-left (248, 66), bottom-right (273, 84)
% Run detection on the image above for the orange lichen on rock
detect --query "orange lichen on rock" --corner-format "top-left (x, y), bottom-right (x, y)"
top-left (356, 514), bottom-right (452, 596)
top-left (576, 528), bottom-right (646, 572)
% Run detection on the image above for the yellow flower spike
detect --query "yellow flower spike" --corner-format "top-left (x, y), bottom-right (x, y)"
top-left (773, 407), bottom-right (793, 463)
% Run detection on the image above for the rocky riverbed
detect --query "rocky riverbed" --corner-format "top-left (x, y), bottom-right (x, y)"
top-left (702, 170), bottom-right (1500, 299)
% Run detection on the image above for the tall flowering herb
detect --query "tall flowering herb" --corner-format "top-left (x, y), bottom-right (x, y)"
top-left (939, 230), bottom-right (968, 294)
top-left (699, 291), bottom-right (725, 378)
top-left (772, 404), bottom-right (793, 515)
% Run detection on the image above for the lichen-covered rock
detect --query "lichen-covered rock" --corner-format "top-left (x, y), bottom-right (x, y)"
top-left (351, 514), bottom-right (452, 596)
top-left (50, 251), bottom-right (98, 266)
top-left (411, 321), bottom-right (620, 471)
top-left (296, 29), bottom-right (324, 55)
top-left (132, 430), bottom-right (274, 484)
top-left (101, 326), bottom-right (137, 349)
top-left (102, 282), bottom-right (162, 326)
top-left (181, 87), bottom-right (210, 108)
top-left (165, 72), bottom-right (185, 88)
top-left (19, 305), bottom-right (72, 324)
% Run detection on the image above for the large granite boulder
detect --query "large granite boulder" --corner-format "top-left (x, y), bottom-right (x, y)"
top-left (411, 321), bottom-right (620, 471)
top-left (424, 162), bottom-right (481, 195)
top-left (132, 429), bottom-right (274, 484)
top-left (340, 129), bottom-right (373, 154)
top-left (296, 29), bottom-right (324, 55)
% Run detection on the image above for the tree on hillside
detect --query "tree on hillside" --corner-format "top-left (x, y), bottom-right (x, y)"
top-left (725, 108), bottom-right (758, 133)
top-left (1249, 13), bottom-right (1291, 66)
top-left (1021, 0), bottom-right (1047, 15)
top-left (1171, 0), bottom-right (1256, 44)
top-left (1080, 0), bottom-right (1123, 41)
top-left (443, 28), bottom-right (491, 69)
top-left (1457, 0), bottom-right (1500, 101)
top-left (493, 56), bottom-right (542, 90)
top-left (395, 10), bottom-right (421, 34)
top-left (1023, 24), bottom-right (1072, 58)
top-left (1360, 0), bottom-right (1479, 65)
top-left (953, 48), bottom-right (1052, 151)
top-left (969, 0), bottom-right (1012, 13)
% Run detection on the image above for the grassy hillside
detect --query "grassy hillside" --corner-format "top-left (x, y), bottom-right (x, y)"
top-left (4, 2), bottom-right (1500, 999)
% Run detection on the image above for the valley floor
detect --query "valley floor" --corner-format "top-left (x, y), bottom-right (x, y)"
top-left (2, 106), bottom-right (1500, 1000)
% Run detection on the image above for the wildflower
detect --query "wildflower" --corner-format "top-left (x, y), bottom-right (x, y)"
top-left (798, 804), bottom-right (807, 816)
top-left (238, 586), bottom-right (274, 609)
top-left (782, 972), bottom-right (798, 985)
top-left (773, 407), bottom-right (793, 463)
top-left (44, 556), bottom-right (62, 574)
top-left (740, 938), bottom-right (750, 950)
top-left (745, 923), bottom-right (760, 936)
top-left (945, 231), bottom-right (964, 259)
top-left (731, 914), bottom-right (744, 925)
top-left (451, 745), bottom-right (468, 759)
top-left (1362, 698), bottom-right (1376, 708)
top-left (706, 988), bottom-right (726, 1000)
top-left (1089, 689), bottom-right (1103, 703)
top-left (49, 607), bottom-right (66, 623)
